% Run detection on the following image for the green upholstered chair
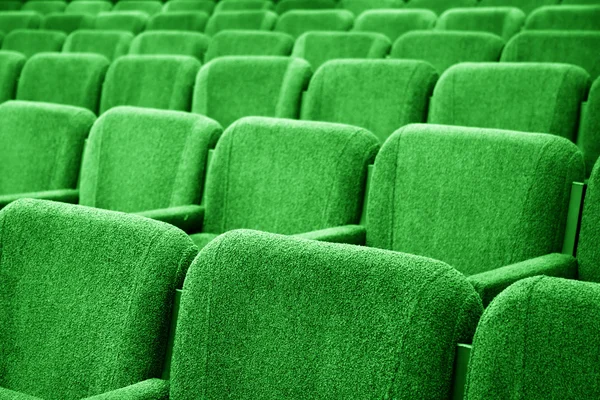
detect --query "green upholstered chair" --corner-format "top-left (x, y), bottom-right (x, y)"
top-left (578, 78), bottom-right (600, 175)
top-left (94, 11), bottom-right (149, 34)
top-left (41, 13), bottom-right (95, 34)
top-left (0, 11), bottom-right (41, 33)
top-left (405, 0), bottom-right (477, 16)
top-left (129, 31), bottom-right (210, 59)
top-left (353, 9), bottom-right (437, 42)
top-left (204, 10), bottom-right (277, 36)
top-left (215, 0), bottom-right (274, 12)
top-left (0, 51), bottom-right (25, 103)
top-left (63, 30), bottom-right (134, 61)
top-left (436, 7), bottom-right (525, 40)
top-left (2, 29), bottom-right (66, 58)
top-left (65, 1), bottom-right (112, 15)
top-left (275, 0), bottom-right (336, 14)
top-left (477, 0), bottom-right (558, 15)
top-left (113, 0), bottom-right (163, 15)
top-left (525, 5), bottom-right (600, 30)
top-left (340, 0), bottom-right (404, 17)
top-left (22, 0), bottom-right (66, 15)
top-left (163, 0), bottom-right (215, 15)
top-left (275, 9), bottom-right (354, 39)
top-left (204, 30), bottom-right (294, 60)
top-left (147, 11), bottom-right (209, 31)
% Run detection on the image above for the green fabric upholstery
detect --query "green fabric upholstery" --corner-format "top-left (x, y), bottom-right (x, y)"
top-left (163, 0), bottom-right (215, 15)
top-left (130, 32), bottom-right (210, 59)
top-left (0, 51), bottom-right (25, 103)
top-left (525, 5), bottom-right (600, 30)
top-left (113, 1), bottom-right (163, 15)
top-left (0, 100), bottom-right (95, 199)
top-left (405, 0), bottom-right (477, 15)
top-left (65, 1), bottom-right (112, 15)
top-left (80, 106), bottom-right (221, 214)
top-left (0, 198), bottom-right (197, 399)
top-left (84, 379), bottom-right (169, 400)
top-left (428, 63), bottom-right (591, 141)
top-left (41, 13), bottom-right (95, 34)
top-left (465, 276), bottom-right (600, 399)
top-left (63, 30), bottom-right (134, 60)
top-left (353, 9), bottom-right (437, 42)
top-left (391, 31), bottom-right (504, 74)
top-left (189, 232), bottom-right (217, 249)
top-left (275, 9), bottom-right (354, 39)
top-left (0, 2), bottom-right (22, 12)
top-left (367, 124), bottom-right (584, 276)
top-left (0, 12), bottom-right (41, 33)
top-left (292, 31), bottom-right (391, 70)
top-left (436, 7), bottom-right (525, 40)
top-left (563, 0), bottom-right (600, 4)
top-left (94, 11), bottom-right (149, 34)
top-left (302, 59), bottom-right (437, 142)
top-left (579, 78), bottom-right (600, 175)
top-left (205, 10), bottom-right (277, 36)
top-left (17, 53), bottom-right (109, 113)
top-left (2, 29), bottom-right (66, 58)
top-left (197, 117), bottom-right (379, 242)
top-left (501, 31), bottom-right (600, 80)
top-left (293, 224), bottom-right (366, 244)
top-left (0, 188), bottom-right (79, 209)
top-left (215, 0), bottom-right (274, 12)
top-left (101, 55), bottom-right (200, 113)
top-left (340, 0), bottom-right (404, 16)
top-left (193, 56), bottom-right (311, 127)
top-left (136, 205), bottom-right (205, 234)
top-left (0, 387), bottom-right (42, 400)
top-left (275, 0), bottom-right (336, 14)
top-left (22, 1), bottom-right (66, 15)
top-left (478, 0), bottom-right (558, 15)
top-left (204, 30), bottom-right (293, 60)
top-left (173, 229), bottom-right (482, 399)
top-left (147, 11), bottom-right (209, 31)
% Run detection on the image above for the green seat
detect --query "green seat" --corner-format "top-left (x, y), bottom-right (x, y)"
top-left (525, 5), bottom-right (600, 30)
top-left (130, 31), bottom-right (209, 59)
top-left (275, 0), bottom-right (336, 14)
top-left (113, 0), bottom-right (163, 15)
top-left (0, 101), bottom-right (95, 207)
top-left (22, 0), bottom-right (66, 15)
top-left (340, 0), bottom-right (404, 16)
top-left (292, 31), bottom-right (391, 70)
top-left (65, 1), bottom-right (112, 15)
top-left (101, 55), bottom-right (201, 113)
top-left (391, 31), bottom-right (504, 74)
top-left (465, 276), bottom-right (600, 399)
top-left (187, 117), bottom-right (379, 247)
top-left (0, 198), bottom-right (197, 399)
top-left (275, 9), bottom-right (354, 39)
top-left (302, 59), bottom-right (437, 142)
top-left (205, 10), bottom-right (277, 36)
top-left (63, 29), bottom-right (134, 61)
top-left (94, 11), bottom-right (149, 34)
top-left (0, 2), bottom-right (22, 11)
top-left (477, 0), bottom-right (558, 14)
top-left (353, 9), bottom-right (437, 42)
top-left (163, 0), bottom-right (215, 14)
top-left (0, 51), bottom-right (25, 103)
top-left (41, 13), bottom-right (95, 34)
top-left (192, 56), bottom-right (311, 127)
top-left (16, 53), bottom-right (109, 113)
top-left (0, 12), bottom-right (41, 33)
top-left (205, 30), bottom-right (293, 60)
top-left (579, 78), bottom-right (600, 176)
top-left (214, 0), bottom-right (274, 12)
top-left (428, 63), bottom-right (590, 142)
top-left (436, 6), bottom-right (525, 40)
top-left (2, 29), bottom-right (66, 58)
top-left (147, 11), bottom-right (209, 31)
top-left (405, 0), bottom-right (477, 15)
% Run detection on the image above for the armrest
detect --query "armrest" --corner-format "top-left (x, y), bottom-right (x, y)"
top-left (0, 387), bottom-right (43, 400)
top-left (136, 205), bottom-right (204, 234)
top-left (467, 253), bottom-right (578, 307)
top-left (294, 225), bottom-right (366, 245)
top-left (82, 379), bottom-right (169, 400)
top-left (0, 189), bottom-right (79, 209)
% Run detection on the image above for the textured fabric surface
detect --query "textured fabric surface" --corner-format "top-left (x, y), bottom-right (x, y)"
top-left (80, 106), bottom-right (221, 213)
top-left (163, 0), bottom-right (215, 14)
top-left (215, 0), bottom-right (274, 12)
top-left (367, 124), bottom-right (584, 276)
top-left (275, 9), bottom-right (354, 39)
top-left (94, 11), bottom-right (148, 34)
top-left (147, 11), bottom-right (209, 31)
top-left (276, 0), bottom-right (336, 14)
top-left (101, 55), bottom-right (200, 113)
top-left (525, 5), bottom-right (600, 30)
top-left (293, 224), bottom-right (366, 244)
top-left (579, 78), bottom-right (600, 176)
top-left (205, 10), bottom-right (277, 36)
top-left (113, 1), bottom-right (163, 16)
top-left (22, 1), bottom-right (66, 15)
top-left (302, 59), bottom-right (437, 142)
top-left (0, 51), bottom-right (25, 103)
top-left (205, 30), bottom-right (294, 61)
top-left (0, 101), bottom-right (95, 196)
top-left (465, 276), bottom-right (600, 399)
top-left (405, 0), bottom-right (477, 15)
top-left (353, 9), bottom-right (437, 42)
top-left (2, 29), bottom-right (66, 58)
top-left (436, 7), bottom-right (525, 40)
top-left (478, 0), bottom-right (558, 14)
top-left (65, 1), bottom-right (112, 15)
top-left (130, 31), bottom-right (210, 59)
top-left (202, 117), bottom-right (379, 235)
top-left (0, 12), bottom-right (41, 33)
top-left (0, 188), bottom-right (78, 209)
top-left (17, 53), bottom-right (109, 113)
top-left (173, 229), bottom-right (482, 399)
top-left (63, 29), bottom-right (133, 60)
top-left (428, 62), bottom-right (591, 141)
top-left (340, 0), bottom-right (404, 17)
top-left (85, 379), bottom-right (169, 400)
top-left (0, 3), bottom-right (22, 12)
top-left (193, 56), bottom-right (311, 127)
top-left (502, 31), bottom-right (600, 80)
top-left (391, 31), bottom-right (504, 74)
top-left (189, 231), bottom-right (218, 249)
top-left (41, 14), bottom-right (95, 34)
top-left (0, 198), bottom-right (197, 400)
top-left (137, 205), bottom-right (205, 234)
top-left (292, 31), bottom-right (391, 69)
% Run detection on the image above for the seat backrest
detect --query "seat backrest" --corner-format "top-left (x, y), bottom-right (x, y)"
top-left (205, 10), bottom-right (277, 36)
top-left (147, 11), bottom-right (209, 31)
top-left (192, 56), bottom-right (311, 127)
top-left (65, 0), bottom-right (112, 15)
top-left (292, 31), bottom-right (391, 70)
top-left (113, 0), bottom-right (163, 15)
top-left (17, 53), bottom-right (109, 113)
top-left (215, 0), bottom-right (274, 12)
top-left (172, 229), bottom-right (482, 399)
top-left (578, 78), bottom-right (600, 176)
top-left (275, 9), bottom-right (354, 39)
top-left (367, 124), bottom-right (584, 276)
top-left (275, 0), bottom-right (336, 14)
top-left (477, 0), bottom-right (558, 14)
top-left (2, 29), bottom-right (66, 58)
top-left (0, 2), bottom-right (22, 11)
top-left (0, 101), bottom-right (95, 196)
top-left (163, 0), bottom-right (215, 14)
top-left (525, 5), bottom-right (600, 30)
top-left (0, 11), bottom-right (41, 33)
top-left (41, 13), bottom-right (95, 34)
top-left (0, 198), bottom-right (197, 399)
top-left (0, 51), bottom-right (25, 103)
top-left (428, 62), bottom-right (591, 141)
top-left (94, 11), bottom-right (149, 34)
top-left (22, 0), bottom-right (66, 15)
top-left (405, 0), bottom-right (477, 15)
top-left (100, 54), bottom-right (201, 113)
top-left (391, 31), bottom-right (504, 74)
top-left (205, 30), bottom-right (294, 61)
top-left (464, 276), bottom-right (600, 399)
top-left (354, 9), bottom-right (437, 42)
top-left (79, 106), bottom-right (221, 212)
top-left (129, 31), bottom-right (210, 59)
top-left (340, 0), bottom-right (405, 16)
top-left (63, 29), bottom-right (134, 60)
top-left (436, 7), bottom-right (525, 40)
top-left (302, 59), bottom-right (437, 142)
top-left (202, 117), bottom-right (379, 234)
